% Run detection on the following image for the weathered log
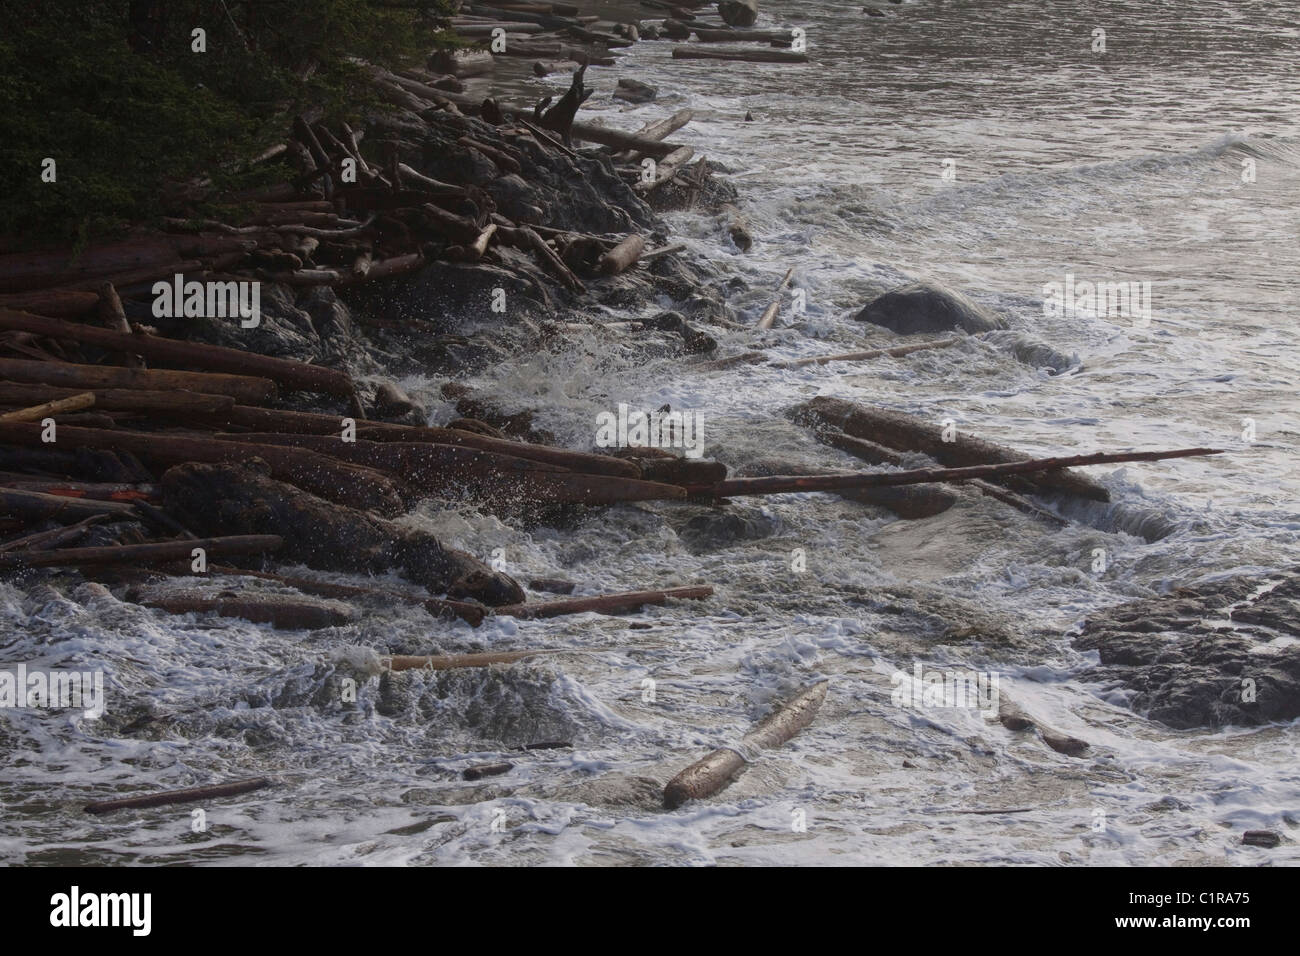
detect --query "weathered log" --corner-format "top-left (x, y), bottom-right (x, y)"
top-left (671, 45), bottom-right (807, 63)
top-left (0, 391), bottom-right (95, 423)
top-left (0, 309), bottom-right (354, 397)
top-left (693, 27), bottom-right (789, 41)
top-left (632, 145), bottom-right (695, 193)
top-left (0, 289), bottom-right (99, 317)
top-left (664, 680), bottom-right (827, 809)
top-left (213, 405), bottom-right (642, 478)
top-left (697, 448), bottom-right (1224, 498)
top-left (382, 649), bottom-right (560, 671)
top-left (496, 225), bottom-right (586, 292)
top-left (639, 242), bottom-right (688, 264)
top-left (755, 267), bottom-right (793, 329)
top-left (598, 235), bottom-right (646, 275)
top-left (162, 462), bottom-right (524, 606)
top-left (720, 203), bottom-right (753, 251)
top-left (791, 397), bottom-right (1113, 501)
top-left (0, 237), bottom-right (183, 294)
top-left (0, 357), bottom-right (276, 405)
top-left (135, 588), bottom-right (355, 629)
top-left (208, 564), bottom-right (485, 626)
top-left (0, 513), bottom-right (108, 553)
top-left (495, 584), bottom-right (712, 619)
top-left (97, 282), bottom-right (145, 368)
top-left (85, 777), bottom-right (272, 815)
top-left (771, 337), bottom-right (961, 368)
top-left (457, 136), bottom-right (524, 174)
top-left (613, 108), bottom-right (694, 162)
top-left (0, 422), bottom-right (406, 516)
top-left (430, 47), bottom-right (496, 77)
top-left (0, 476), bottom-right (157, 501)
top-left (0, 535), bottom-right (283, 571)
top-left (0, 488), bottom-right (136, 523)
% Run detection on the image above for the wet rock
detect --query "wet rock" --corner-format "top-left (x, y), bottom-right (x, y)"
top-left (980, 330), bottom-right (1078, 374)
top-left (1074, 572), bottom-right (1300, 728)
top-left (555, 773), bottom-right (663, 809)
top-left (1242, 830), bottom-right (1281, 848)
top-left (718, 0), bottom-right (759, 28)
top-left (856, 281), bottom-right (1006, 335)
top-left (677, 506), bottom-right (780, 553)
top-left (864, 6), bottom-right (887, 16)
top-left (614, 79), bottom-right (657, 104)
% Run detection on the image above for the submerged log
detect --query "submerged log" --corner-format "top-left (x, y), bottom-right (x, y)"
top-left (791, 397), bottom-right (1114, 501)
top-left (85, 777), bottom-right (272, 815)
top-left (161, 462), bottom-right (524, 606)
top-left (664, 680), bottom-right (827, 809)
top-left (0, 357), bottom-right (277, 404)
top-left (495, 584), bottom-right (713, 619)
top-left (0, 309), bottom-right (354, 397)
top-left (671, 46), bottom-right (807, 63)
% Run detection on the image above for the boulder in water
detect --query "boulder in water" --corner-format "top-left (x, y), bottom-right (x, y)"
top-left (718, 0), bottom-right (759, 28)
top-left (856, 281), bottom-right (1006, 335)
top-left (614, 79), bottom-right (657, 104)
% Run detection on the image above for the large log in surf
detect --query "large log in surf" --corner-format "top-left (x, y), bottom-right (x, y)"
top-left (494, 584), bottom-right (713, 619)
top-left (671, 46), bottom-right (808, 64)
top-left (0, 309), bottom-right (354, 397)
top-left (0, 422), bottom-right (406, 516)
top-left (135, 588), bottom-right (355, 629)
top-left (791, 396), bottom-right (1114, 501)
top-left (0, 357), bottom-right (277, 404)
top-left (381, 649), bottom-right (561, 671)
top-left (694, 448), bottom-right (1224, 498)
top-left (664, 680), bottom-right (828, 809)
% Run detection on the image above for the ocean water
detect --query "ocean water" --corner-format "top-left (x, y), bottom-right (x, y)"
top-left (2, 0), bottom-right (1298, 865)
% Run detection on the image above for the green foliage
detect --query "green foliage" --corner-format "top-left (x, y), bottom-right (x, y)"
top-left (0, 0), bottom-right (453, 247)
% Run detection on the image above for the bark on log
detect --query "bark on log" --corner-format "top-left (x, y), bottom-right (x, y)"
top-left (85, 778), bottom-right (272, 815)
top-left (494, 584), bottom-right (712, 619)
top-left (0, 488), bottom-right (137, 523)
top-left (0, 357), bottom-right (276, 405)
top-left (0, 309), bottom-right (354, 397)
top-left (0, 535), bottom-right (283, 571)
top-left (790, 397), bottom-right (1113, 501)
top-left (161, 462), bottom-right (524, 606)
top-left (598, 235), bottom-right (646, 275)
top-left (382, 649), bottom-right (560, 671)
top-left (136, 588), bottom-right (355, 629)
top-left (0, 422), bottom-right (406, 516)
top-left (664, 680), bottom-right (827, 809)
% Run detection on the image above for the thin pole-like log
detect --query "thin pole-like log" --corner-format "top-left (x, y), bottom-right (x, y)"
top-left (0, 535), bottom-right (283, 570)
top-left (698, 448), bottom-right (1225, 498)
top-left (85, 777), bottom-right (272, 815)
top-left (755, 268), bottom-right (794, 330)
top-left (97, 282), bottom-right (144, 368)
top-left (0, 391), bottom-right (95, 423)
top-left (381, 649), bottom-right (563, 671)
top-left (0, 356), bottom-right (277, 404)
top-left (494, 584), bottom-right (713, 619)
top-left (664, 680), bottom-right (828, 809)
top-left (772, 337), bottom-right (961, 368)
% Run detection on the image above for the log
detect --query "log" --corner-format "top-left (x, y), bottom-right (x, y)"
top-left (696, 448), bottom-right (1224, 498)
top-left (457, 136), bottom-right (524, 174)
top-left (639, 243), bottom-right (688, 263)
top-left (0, 488), bottom-right (136, 523)
top-left (495, 584), bottom-right (713, 619)
top-left (136, 589), bottom-right (355, 629)
top-left (0, 391), bottom-right (95, 423)
top-left (0, 237), bottom-right (182, 294)
top-left (213, 405), bottom-right (643, 478)
top-left (97, 282), bottom-right (144, 368)
top-left (663, 680), bottom-right (827, 809)
top-left (463, 762), bottom-right (513, 781)
top-left (790, 397), bottom-right (1113, 501)
top-left (997, 695), bottom-right (1089, 757)
top-left (0, 422), bottom-right (406, 516)
top-left (0, 289), bottom-right (99, 317)
top-left (0, 535), bottom-right (283, 571)
top-left (0, 309), bottom-right (354, 397)
top-left (771, 337), bottom-right (961, 368)
top-left (0, 476), bottom-right (157, 501)
top-left (755, 267), bottom-right (793, 329)
top-left (613, 108), bottom-right (694, 162)
top-left (598, 235), bottom-right (646, 275)
top-left (693, 27), bottom-right (789, 41)
top-left (632, 145), bottom-right (695, 192)
top-left (721, 203), bottom-right (753, 251)
top-left (0, 357), bottom-right (276, 405)
top-left (207, 565), bottom-right (485, 626)
top-left (0, 513), bottom-right (108, 553)
top-left (85, 777), bottom-right (272, 815)
top-left (671, 46), bottom-right (808, 63)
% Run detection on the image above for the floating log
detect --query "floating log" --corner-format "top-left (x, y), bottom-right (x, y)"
top-left (755, 268), bottom-right (793, 329)
top-left (0, 488), bottom-right (136, 523)
top-left (0, 422), bottom-right (406, 516)
top-left (0, 391), bottom-right (95, 423)
top-left (84, 777), bottom-right (272, 815)
top-left (0, 309), bottom-right (354, 397)
top-left (671, 46), bottom-right (807, 63)
top-left (614, 109), bottom-right (694, 162)
top-left (208, 565), bottom-right (485, 627)
top-left (495, 584), bottom-right (713, 619)
top-left (598, 235), bottom-right (646, 275)
top-left (770, 337), bottom-right (961, 368)
top-left (693, 27), bottom-right (789, 41)
top-left (136, 588), bottom-right (355, 629)
top-left (790, 397), bottom-right (1114, 501)
top-left (664, 680), bottom-right (827, 809)
top-left (382, 649), bottom-right (560, 671)
top-left (0, 357), bottom-right (276, 405)
top-left (696, 448), bottom-right (1224, 498)
top-left (0, 535), bottom-right (283, 571)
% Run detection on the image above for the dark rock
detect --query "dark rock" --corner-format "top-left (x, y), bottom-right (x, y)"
top-left (857, 281), bottom-right (1006, 335)
top-left (1242, 830), bottom-right (1281, 848)
top-left (1074, 572), bottom-right (1300, 729)
top-left (614, 78), bottom-right (657, 104)
top-left (718, 0), bottom-right (759, 28)
top-left (865, 6), bottom-right (887, 16)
